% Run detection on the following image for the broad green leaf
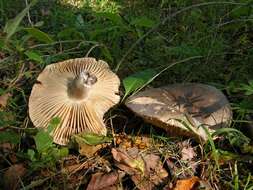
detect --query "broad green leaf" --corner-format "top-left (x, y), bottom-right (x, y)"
top-left (0, 130), bottom-right (20, 144)
top-left (24, 50), bottom-right (43, 63)
top-left (53, 147), bottom-right (69, 158)
top-left (130, 17), bottom-right (155, 28)
top-left (27, 149), bottom-right (36, 161)
top-left (96, 12), bottom-right (124, 26)
top-left (34, 21), bottom-right (44, 27)
top-left (34, 130), bottom-right (53, 153)
top-left (25, 27), bottom-right (53, 44)
top-left (4, 0), bottom-right (36, 42)
top-left (47, 117), bottom-right (61, 133)
top-left (123, 69), bottom-right (157, 99)
top-left (57, 28), bottom-right (83, 40)
top-left (74, 133), bottom-right (112, 146)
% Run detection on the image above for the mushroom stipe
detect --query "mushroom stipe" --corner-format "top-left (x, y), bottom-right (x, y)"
top-left (29, 57), bottom-right (120, 145)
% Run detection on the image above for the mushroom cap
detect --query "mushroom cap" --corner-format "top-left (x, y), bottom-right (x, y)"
top-left (29, 57), bottom-right (120, 145)
top-left (125, 83), bottom-right (232, 141)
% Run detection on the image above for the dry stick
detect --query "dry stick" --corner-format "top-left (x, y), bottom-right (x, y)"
top-left (28, 40), bottom-right (97, 49)
top-left (25, 0), bottom-right (33, 26)
top-left (115, 1), bottom-right (247, 72)
top-left (85, 43), bottom-right (101, 57)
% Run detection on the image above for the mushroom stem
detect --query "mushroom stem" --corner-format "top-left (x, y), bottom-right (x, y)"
top-left (67, 71), bottom-right (97, 100)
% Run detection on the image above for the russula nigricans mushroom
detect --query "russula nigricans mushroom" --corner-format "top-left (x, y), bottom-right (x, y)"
top-left (125, 83), bottom-right (232, 141)
top-left (29, 57), bottom-right (120, 145)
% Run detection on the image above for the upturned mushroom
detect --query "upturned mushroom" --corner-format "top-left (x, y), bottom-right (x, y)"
top-left (29, 57), bottom-right (120, 145)
top-left (125, 83), bottom-right (232, 141)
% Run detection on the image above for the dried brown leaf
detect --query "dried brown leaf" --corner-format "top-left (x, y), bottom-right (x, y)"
top-left (79, 143), bottom-right (104, 158)
top-left (4, 164), bottom-right (26, 190)
top-left (172, 176), bottom-right (199, 190)
top-left (112, 148), bottom-right (168, 190)
top-left (86, 171), bottom-right (125, 190)
top-left (112, 147), bottom-right (145, 174)
top-left (0, 93), bottom-right (11, 108)
top-left (181, 146), bottom-right (196, 161)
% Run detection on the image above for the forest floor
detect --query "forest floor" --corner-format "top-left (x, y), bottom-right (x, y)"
top-left (0, 0), bottom-right (253, 189)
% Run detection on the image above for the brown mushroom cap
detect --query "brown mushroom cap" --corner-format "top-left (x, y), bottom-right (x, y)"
top-left (125, 83), bottom-right (232, 141)
top-left (29, 57), bottom-right (120, 145)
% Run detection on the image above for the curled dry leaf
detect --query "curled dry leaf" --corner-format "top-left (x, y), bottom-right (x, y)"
top-left (167, 176), bottom-right (212, 190)
top-left (78, 143), bottom-right (104, 158)
top-left (0, 51), bottom-right (5, 59)
top-left (112, 147), bottom-right (168, 190)
top-left (0, 93), bottom-right (11, 108)
top-left (4, 164), bottom-right (26, 190)
top-left (86, 170), bottom-right (125, 190)
top-left (181, 146), bottom-right (196, 161)
top-left (172, 176), bottom-right (199, 190)
top-left (112, 147), bottom-right (144, 174)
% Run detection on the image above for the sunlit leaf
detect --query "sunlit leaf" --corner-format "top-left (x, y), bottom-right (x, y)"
top-left (34, 130), bottom-right (53, 153)
top-left (74, 133), bottom-right (112, 146)
top-left (96, 12), bottom-right (124, 26)
top-left (47, 117), bottom-right (61, 133)
top-left (24, 50), bottom-right (43, 64)
top-left (25, 27), bottom-right (53, 44)
top-left (27, 149), bottom-right (36, 161)
top-left (123, 69), bottom-right (157, 99)
top-left (52, 147), bottom-right (69, 158)
top-left (3, 0), bottom-right (36, 42)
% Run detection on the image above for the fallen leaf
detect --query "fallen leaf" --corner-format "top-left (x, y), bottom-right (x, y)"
top-left (172, 176), bottom-right (199, 190)
top-left (181, 146), bottom-right (196, 161)
top-left (166, 158), bottom-right (178, 176)
top-left (112, 147), bottom-right (145, 174)
top-left (112, 148), bottom-right (168, 190)
top-left (71, 133), bottom-right (110, 158)
top-left (131, 153), bottom-right (168, 190)
top-left (86, 171), bottom-right (125, 190)
top-left (4, 164), bottom-right (26, 190)
top-left (78, 143), bottom-right (104, 158)
top-left (0, 51), bottom-right (5, 59)
top-left (0, 93), bottom-right (11, 108)
top-left (0, 142), bottom-right (14, 153)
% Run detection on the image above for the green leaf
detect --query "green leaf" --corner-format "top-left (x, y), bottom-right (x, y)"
top-left (25, 27), bottom-right (53, 44)
top-left (130, 17), bottom-right (155, 28)
top-left (47, 117), bottom-right (61, 133)
top-left (24, 50), bottom-right (43, 63)
top-left (101, 47), bottom-right (113, 62)
top-left (0, 130), bottom-right (20, 144)
top-left (74, 133), bottom-right (112, 146)
top-left (96, 12), bottom-right (124, 26)
top-left (27, 149), bottom-right (36, 161)
top-left (53, 147), bottom-right (69, 158)
top-left (123, 69), bottom-right (157, 99)
top-left (34, 130), bottom-right (53, 153)
top-left (3, 0), bottom-right (36, 42)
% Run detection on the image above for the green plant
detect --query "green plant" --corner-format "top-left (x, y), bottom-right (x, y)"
top-left (27, 118), bottom-right (68, 170)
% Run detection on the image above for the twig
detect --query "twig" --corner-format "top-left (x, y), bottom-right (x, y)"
top-left (25, 0), bottom-right (33, 26)
top-left (85, 44), bottom-right (101, 57)
top-left (115, 1), bottom-right (247, 72)
top-left (28, 40), bottom-right (97, 49)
